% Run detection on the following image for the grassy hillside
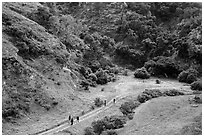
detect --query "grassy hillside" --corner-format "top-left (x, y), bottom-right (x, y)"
top-left (3, 2), bottom-right (79, 123)
top-left (2, 2), bottom-right (202, 135)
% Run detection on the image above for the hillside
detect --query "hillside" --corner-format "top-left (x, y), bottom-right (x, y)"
top-left (2, 2), bottom-right (202, 135)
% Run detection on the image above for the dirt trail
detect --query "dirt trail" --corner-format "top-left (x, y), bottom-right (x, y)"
top-left (34, 81), bottom-right (130, 135)
top-left (34, 75), bottom-right (194, 135)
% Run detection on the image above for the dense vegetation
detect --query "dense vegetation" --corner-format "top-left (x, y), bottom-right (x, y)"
top-left (84, 115), bottom-right (126, 135)
top-left (2, 2), bottom-right (202, 123)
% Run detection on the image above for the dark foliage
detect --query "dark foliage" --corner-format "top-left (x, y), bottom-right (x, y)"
top-left (156, 79), bottom-right (161, 84)
top-left (191, 81), bottom-right (202, 91)
top-left (143, 89), bottom-right (163, 98)
top-left (144, 56), bottom-right (181, 78)
top-left (137, 93), bottom-right (152, 103)
top-left (90, 115), bottom-right (126, 135)
top-left (163, 89), bottom-right (184, 96)
top-left (134, 67), bottom-right (150, 79)
top-left (119, 101), bottom-right (140, 116)
top-left (137, 88), bottom-right (184, 103)
top-left (94, 98), bottom-right (104, 107)
top-left (178, 68), bottom-right (198, 84)
top-left (91, 120), bottom-right (106, 135)
top-left (95, 69), bottom-right (108, 85)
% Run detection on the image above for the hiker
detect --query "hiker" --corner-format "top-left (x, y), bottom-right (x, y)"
top-left (70, 118), bottom-right (74, 125)
top-left (113, 98), bottom-right (116, 104)
top-left (76, 116), bottom-right (79, 122)
top-left (104, 100), bottom-right (107, 106)
top-left (68, 115), bottom-right (71, 121)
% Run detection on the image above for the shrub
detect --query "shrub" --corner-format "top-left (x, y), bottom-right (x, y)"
top-left (88, 73), bottom-right (98, 81)
top-left (101, 130), bottom-right (118, 135)
top-left (178, 68), bottom-right (198, 84)
top-left (137, 93), bottom-right (152, 103)
top-left (163, 89), bottom-right (184, 96)
top-left (79, 66), bottom-right (89, 77)
top-left (94, 98), bottom-right (104, 107)
top-left (193, 95), bottom-right (202, 104)
top-left (156, 79), bottom-right (161, 84)
top-left (87, 79), bottom-right (97, 87)
top-left (191, 81), bottom-right (202, 91)
top-left (127, 113), bottom-right (134, 120)
top-left (29, 6), bottom-right (52, 29)
top-left (143, 89), bottom-right (163, 98)
top-left (89, 115), bottom-right (126, 134)
top-left (84, 127), bottom-right (95, 135)
top-left (84, 34), bottom-right (95, 44)
top-left (95, 69), bottom-right (108, 84)
top-left (134, 67), bottom-right (150, 79)
top-left (108, 73), bottom-right (117, 82)
top-left (104, 115), bottom-right (126, 130)
top-left (120, 101), bottom-right (140, 115)
top-left (80, 80), bottom-right (89, 89)
top-left (144, 56), bottom-right (180, 78)
top-left (89, 61), bottom-right (101, 72)
top-left (92, 120), bottom-right (106, 134)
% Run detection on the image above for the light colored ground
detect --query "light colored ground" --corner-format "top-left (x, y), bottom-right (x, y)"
top-left (51, 74), bottom-right (198, 135)
top-left (3, 72), bottom-right (200, 135)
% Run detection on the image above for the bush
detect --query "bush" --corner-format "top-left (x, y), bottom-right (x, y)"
top-left (137, 93), bottom-right (152, 103)
top-left (144, 56), bottom-right (180, 78)
top-left (191, 81), bottom-right (202, 91)
top-left (193, 95), bottom-right (202, 104)
top-left (127, 113), bottom-right (134, 120)
top-left (156, 79), bottom-right (161, 84)
top-left (88, 73), bottom-right (97, 81)
top-left (101, 130), bottom-right (118, 135)
top-left (84, 34), bottom-right (95, 44)
top-left (84, 127), bottom-right (95, 135)
top-left (92, 120), bottom-right (106, 134)
top-left (143, 89), bottom-right (163, 98)
top-left (134, 67), bottom-right (150, 79)
top-left (137, 88), bottom-right (185, 104)
top-left (95, 69), bottom-right (108, 84)
top-left (89, 61), bottom-right (101, 72)
top-left (29, 6), bottom-right (52, 29)
top-left (94, 98), bottom-right (104, 107)
top-left (120, 101), bottom-right (140, 115)
top-left (80, 80), bottom-right (89, 89)
top-left (103, 115), bottom-right (126, 130)
top-left (163, 89), bottom-right (184, 96)
top-left (89, 115), bottom-right (126, 135)
top-left (178, 68), bottom-right (198, 84)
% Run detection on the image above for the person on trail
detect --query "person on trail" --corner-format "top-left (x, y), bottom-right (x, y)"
top-left (68, 115), bottom-right (71, 121)
top-left (76, 116), bottom-right (79, 122)
top-left (71, 118), bottom-right (74, 125)
top-left (113, 98), bottom-right (116, 104)
top-left (104, 100), bottom-right (107, 106)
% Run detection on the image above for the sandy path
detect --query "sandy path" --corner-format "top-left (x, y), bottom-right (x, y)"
top-left (34, 76), bottom-right (193, 135)
top-left (35, 81), bottom-right (130, 135)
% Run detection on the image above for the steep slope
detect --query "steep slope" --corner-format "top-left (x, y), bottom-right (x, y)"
top-left (2, 2), bottom-right (90, 135)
